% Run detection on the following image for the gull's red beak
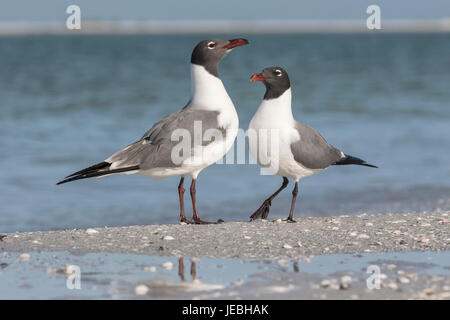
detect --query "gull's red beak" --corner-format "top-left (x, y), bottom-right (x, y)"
top-left (250, 73), bottom-right (268, 82)
top-left (220, 38), bottom-right (249, 50)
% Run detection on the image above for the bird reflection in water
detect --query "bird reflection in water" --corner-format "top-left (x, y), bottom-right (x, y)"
top-left (178, 257), bottom-right (197, 281)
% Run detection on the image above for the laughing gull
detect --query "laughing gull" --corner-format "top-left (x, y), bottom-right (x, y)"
top-left (248, 66), bottom-right (377, 222)
top-left (57, 38), bottom-right (249, 224)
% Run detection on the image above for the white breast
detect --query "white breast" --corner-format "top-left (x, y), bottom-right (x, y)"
top-left (248, 89), bottom-right (319, 180)
top-left (179, 64), bottom-right (239, 177)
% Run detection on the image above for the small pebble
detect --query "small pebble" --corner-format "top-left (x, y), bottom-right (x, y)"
top-left (143, 266), bottom-right (157, 272)
top-left (277, 259), bottom-right (288, 266)
top-left (163, 236), bottom-right (175, 241)
top-left (162, 261), bottom-right (173, 270)
top-left (135, 284), bottom-right (149, 295)
top-left (20, 253), bottom-right (30, 261)
top-left (46, 267), bottom-right (57, 274)
top-left (283, 244), bottom-right (292, 249)
top-left (387, 282), bottom-right (398, 291)
top-left (387, 264), bottom-right (397, 270)
top-left (421, 288), bottom-right (435, 296)
top-left (406, 273), bottom-right (418, 281)
top-left (398, 277), bottom-right (410, 284)
top-left (340, 276), bottom-right (352, 289)
top-left (86, 228), bottom-right (99, 235)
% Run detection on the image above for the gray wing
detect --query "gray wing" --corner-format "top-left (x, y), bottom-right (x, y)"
top-left (290, 122), bottom-right (343, 169)
top-left (107, 108), bottom-right (224, 169)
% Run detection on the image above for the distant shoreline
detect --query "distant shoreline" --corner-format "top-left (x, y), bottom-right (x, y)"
top-left (1, 19), bottom-right (450, 35)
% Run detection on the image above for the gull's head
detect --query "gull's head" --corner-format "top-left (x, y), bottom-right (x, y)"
top-left (250, 66), bottom-right (291, 99)
top-left (191, 38), bottom-right (249, 76)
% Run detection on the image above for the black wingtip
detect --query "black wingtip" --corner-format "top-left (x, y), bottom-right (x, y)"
top-left (64, 161), bottom-right (110, 179)
top-left (57, 161), bottom-right (112, 185)
top-left (333, 155), bottom-right (378, 168)
top-left (56, 164), bottom-right (140, 186)
top-left (56, 176), bottom-right (81, 185)
top-left (364, 163), bottom-right (378, 168)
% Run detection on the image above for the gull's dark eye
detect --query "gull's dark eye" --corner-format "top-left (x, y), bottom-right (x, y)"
top-left (275, 69), bottom-right (282, 77)
top-left (207, 41), bottom-right (216, 49)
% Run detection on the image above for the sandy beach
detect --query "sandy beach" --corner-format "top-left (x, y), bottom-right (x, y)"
top-left (1, 211), bottom-right (449, 300)
top-left (2, 211), bottom-right (448, 258)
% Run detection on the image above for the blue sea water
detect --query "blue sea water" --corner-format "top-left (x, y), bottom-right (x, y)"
top-left (0, 34), bottom-right (449, 232)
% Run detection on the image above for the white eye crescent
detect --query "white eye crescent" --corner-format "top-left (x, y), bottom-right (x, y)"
top-left (207, 41), bottom-right (216, 49)
top-left (275, 69), bottom-right (282, 76)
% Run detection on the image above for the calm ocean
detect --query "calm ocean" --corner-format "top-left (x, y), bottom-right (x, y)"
top-left (1, 34), bottom-right (449, 232)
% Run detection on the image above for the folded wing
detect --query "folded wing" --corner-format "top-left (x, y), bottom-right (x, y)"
top-left (57, 108), bottom-right (226, 184)
top-left (290, 122), bottom-right (343, 170)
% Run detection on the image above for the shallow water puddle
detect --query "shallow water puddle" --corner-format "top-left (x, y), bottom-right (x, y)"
top-left (0, 251), bottom-right (448, 299)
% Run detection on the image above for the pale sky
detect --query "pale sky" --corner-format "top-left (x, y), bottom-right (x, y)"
top-left (1, 0), bottom-right (449, 21)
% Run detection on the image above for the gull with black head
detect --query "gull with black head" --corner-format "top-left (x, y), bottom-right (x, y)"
top-left (57, 38), bottom-right (249, 224)
top-left (248, 66), bottom-right (377, 222)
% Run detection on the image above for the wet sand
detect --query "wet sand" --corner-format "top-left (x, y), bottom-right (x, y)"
top-left (1, 210), bottom-right (449, 300)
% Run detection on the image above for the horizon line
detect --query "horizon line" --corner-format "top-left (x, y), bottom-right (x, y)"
top-left (1, 18), bottom-right (450, 35)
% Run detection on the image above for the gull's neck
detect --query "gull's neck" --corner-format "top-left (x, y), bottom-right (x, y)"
top-left (189, 64), bottom-right (233, 111)
top-left (255, 88), bottom-right (295, 125)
